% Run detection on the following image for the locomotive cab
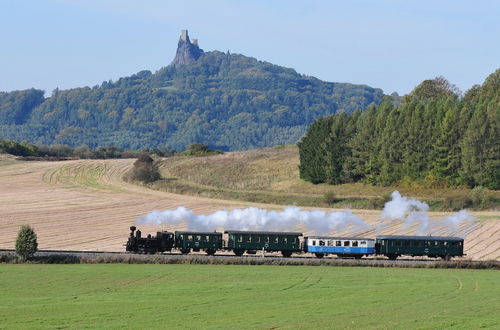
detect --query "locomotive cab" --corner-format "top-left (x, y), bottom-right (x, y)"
top-left (126, 226), bottom-right (175, 254)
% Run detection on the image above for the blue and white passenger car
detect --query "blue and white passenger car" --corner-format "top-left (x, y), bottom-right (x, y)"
top-left (304, 236), bottom-right (375, 258)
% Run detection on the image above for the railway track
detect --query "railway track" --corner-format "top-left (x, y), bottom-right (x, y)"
top-left (2, 249), bottom-right (495, 267)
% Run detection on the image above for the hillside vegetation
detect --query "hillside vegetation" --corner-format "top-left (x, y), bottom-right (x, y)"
top-left (299, 70), bottom-right (499, 190)
top-left (0, 51), bottom-right (383, 151)
top-left (156, 147), bottom-right (500, 210)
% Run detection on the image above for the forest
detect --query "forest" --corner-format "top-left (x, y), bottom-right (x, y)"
top-left (298, 69), bottom-right (499, 190)
top-left (0, 51), bottom-right (383, 151)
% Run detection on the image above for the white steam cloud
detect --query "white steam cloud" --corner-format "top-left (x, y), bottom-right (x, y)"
top-left (137, 206), bottom-right (369, 235)
top-left (378, 191), bottom-right (476, 236)
top-left (137, 191), bottom-right (476, 237)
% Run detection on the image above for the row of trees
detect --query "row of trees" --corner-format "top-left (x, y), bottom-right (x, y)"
top-left (298, 70), bottom-right (499, 189)
top-left (0, 51), bottom-right (383, 151)
top-left (0, 139), bottom-right (176, 159)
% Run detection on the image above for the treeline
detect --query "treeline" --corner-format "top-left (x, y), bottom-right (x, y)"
top-left (0, 139), bottom-right (176, 159)
top-left (0, 51), bottom-right (383, 151)
top-left (298, 70), bottom-right (499, 190)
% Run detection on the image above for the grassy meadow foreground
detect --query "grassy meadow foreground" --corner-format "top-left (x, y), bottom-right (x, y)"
top-left (0, 264), bottom-right (498, 329)
top-left (1, 150), bottom-right (499, 260)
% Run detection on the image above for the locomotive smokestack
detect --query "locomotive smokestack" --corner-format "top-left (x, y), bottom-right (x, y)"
top-left (130, 226), bottom-right (136, 237)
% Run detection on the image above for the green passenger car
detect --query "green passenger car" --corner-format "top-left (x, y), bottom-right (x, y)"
top-left (175, 231), bottom-right (223, 255)
top-left (224, 230), bottom-right (303, 257)
top-left (375, 235), bottom-right (464, 260)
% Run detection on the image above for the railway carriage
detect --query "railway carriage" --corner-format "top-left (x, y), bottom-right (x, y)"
top-left (224, 230), bottom-right (302, 257)
top-left (375, 235), bottom-right (464, 260)
top-left (125, 226), bottom-right (465, 262)
top-left (304, 236), bottom-right (375, 258)
top-left (175, 231), bottom-right (223, 255)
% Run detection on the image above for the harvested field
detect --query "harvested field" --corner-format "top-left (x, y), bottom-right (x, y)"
top-left (0, 156), bottom-right (499, 260)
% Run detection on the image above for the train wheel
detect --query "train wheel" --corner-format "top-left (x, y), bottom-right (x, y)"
top-left (315, 253), bottom-right (325, 259)
top-left (181, 248), bottom-right (190, 255)
top-left (354, 255), bottom-right (362, 259)
top-left (206, 249), bottom-right (215, 256)
top-left (387, 254), bottom-right (398, 260)
top-left (442, 254), bottom-right (451, 261)
top-left (281, 251), bottom-right (292, 258)
top-left (233, 249), bottom-right (244, 256)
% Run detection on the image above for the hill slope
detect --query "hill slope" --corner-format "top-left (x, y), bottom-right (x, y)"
top-left (0, 33), bottom-right (384, 151)
top-left (0, 155), bottom-right (498, 260)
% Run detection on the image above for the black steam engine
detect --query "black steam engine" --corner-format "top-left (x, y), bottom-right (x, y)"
top-left (126, 226), bottom-right (175, 254)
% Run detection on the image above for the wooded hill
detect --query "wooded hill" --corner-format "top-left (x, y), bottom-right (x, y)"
top-left (298, 69), bottom-right (499, 189)
top-left (0, 52), bottom-right (383, 151)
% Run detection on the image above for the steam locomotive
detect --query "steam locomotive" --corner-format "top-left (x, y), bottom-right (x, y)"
top-left (126, 226), bottom-right (464, 260)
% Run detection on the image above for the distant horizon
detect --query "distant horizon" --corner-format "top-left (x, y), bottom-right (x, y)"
top-left (1, 0), bottom-right (499, 96)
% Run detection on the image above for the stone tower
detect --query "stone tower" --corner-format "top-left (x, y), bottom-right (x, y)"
top-left (171, 30), bottom-right (204, 67)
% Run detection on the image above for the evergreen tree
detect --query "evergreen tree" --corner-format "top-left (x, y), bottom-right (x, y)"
top-left (343, 106), bottom-right (377, 182)
top-left (15, 225), bottom-right (38, 260)
top-left (297, 117), bottom-right (335, 183)
top-left (430, 103), bottom-right (462, 185)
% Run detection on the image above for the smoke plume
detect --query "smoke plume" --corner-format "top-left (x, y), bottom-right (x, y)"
top-left (137, 206), bottom-right (369, 235)
top-left (137, 191), bottom-right (476, 237)
top-left (378, 191), bottom-right (476, 235)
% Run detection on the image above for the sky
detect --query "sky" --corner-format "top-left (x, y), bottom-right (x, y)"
top-left (0, 0), bottom-right (499, 96)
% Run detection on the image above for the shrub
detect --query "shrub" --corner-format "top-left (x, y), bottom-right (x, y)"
top-left (469, 186), bottom-right (492, 209)
top-left (443, 196), bottom-right (472, 211)
top-left (15, 225), bottom-right (38, 261)
top-left (130, 154), bottom-right (161, 183)
top-left (368, 193), bottom-right (392, 209)
top-left (323, 191), bottom-right (337, 206)
top-left (181, 143), bottom-right (223, 156)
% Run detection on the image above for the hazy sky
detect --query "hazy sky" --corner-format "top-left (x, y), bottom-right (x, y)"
top-left (1, 0), bottom-right (498, 95)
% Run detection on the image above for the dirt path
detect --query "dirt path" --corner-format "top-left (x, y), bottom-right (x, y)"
top-left (0, 158), bottom-right (498, 260)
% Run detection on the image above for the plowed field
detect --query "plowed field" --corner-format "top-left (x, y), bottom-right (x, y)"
top-left (0, 157), bottom-right (498, 260)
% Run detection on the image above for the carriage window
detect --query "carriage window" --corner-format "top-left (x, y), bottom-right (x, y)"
top-left (238, 235), bottom-right (243, 243)
top-left (188, 235), bottom-right (193, 241)
top-left (312, 240), bottom-right (316, 246)
top-left (434, 241), bottom-right (439, 246)
top-left (424, 241), bottom-right (430, 247)
top-left (459, 242), bottom-right (462, 247)
top-left (381, 240), bottom-right (385, 246)
top-left (352, 241), bottom-right (358, 247)
top-left (256, 236), bottom-right (261, 243)
top-left (247, 236), bottom-right (252, 242)
top-left (344, 241), bottom-right (350, 247)
top-left (266, 236), bottom-right (270, 243)
top-left (395, 241), bottom-right (401, 247)
top-left (274, 237), bottom-right (279, 243)
top-left (319, 240), bottom-right (325, 246)
top-left (360, 241), bottom-right (366, 246)
top-left (204, 235), bottom-right (209, 242)
top-left (404, 241), bottom-right (410, 247)
top-left (283, 237), bottom-right (288, 244)
top-left (336, 241), bottom-right (342, 246)
top-left (328, 240), bottom-right (334, 246)
top-left (443, 241), bottom-right (448, 246)
top-left (196, 235), bottom-right (201, 241)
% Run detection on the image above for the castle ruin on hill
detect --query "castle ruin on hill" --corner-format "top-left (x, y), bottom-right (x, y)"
top-left (171, 30), bottom-right (204, 67)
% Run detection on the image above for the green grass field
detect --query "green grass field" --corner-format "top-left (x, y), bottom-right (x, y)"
top-left (1, 264), bottom-right (498, 329)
